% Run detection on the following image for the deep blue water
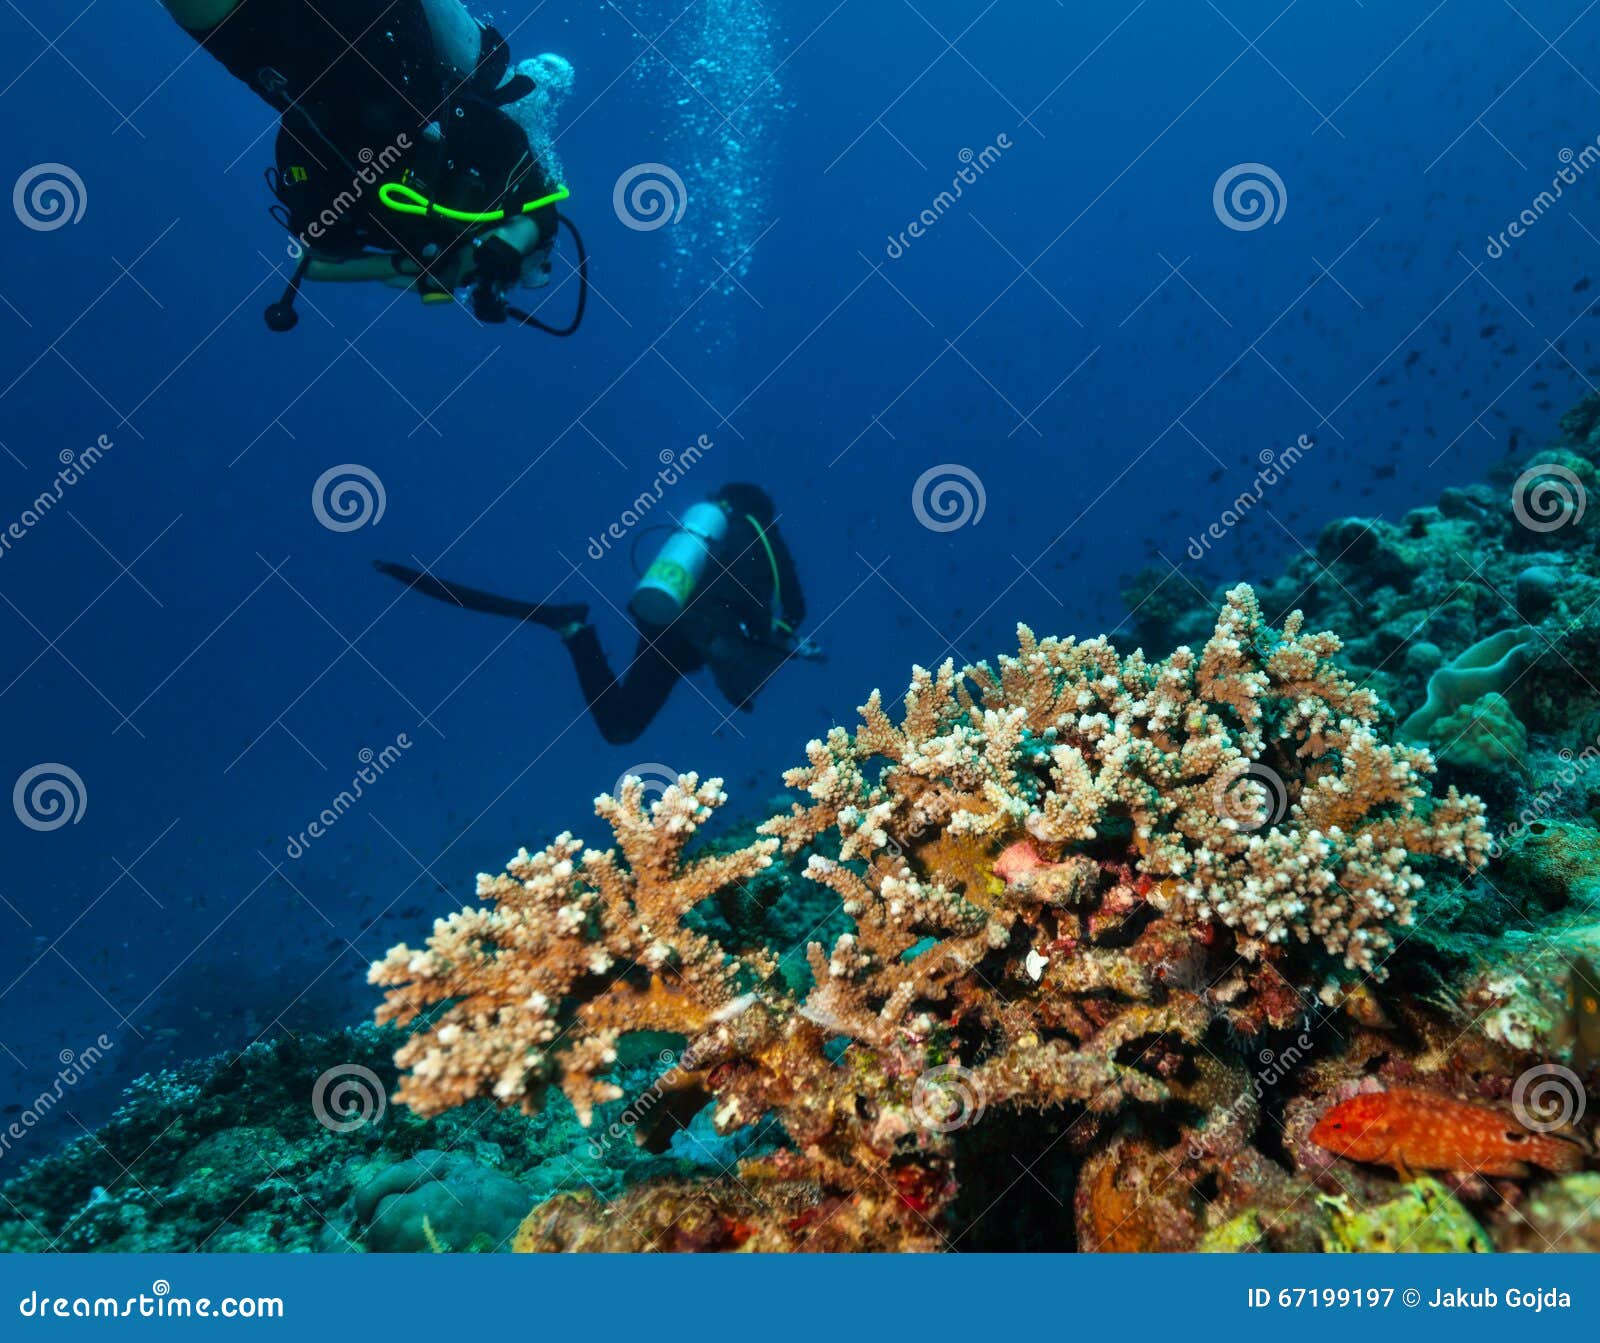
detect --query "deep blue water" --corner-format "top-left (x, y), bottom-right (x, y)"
top-left (4, 0), bottom-right (1600, 1148)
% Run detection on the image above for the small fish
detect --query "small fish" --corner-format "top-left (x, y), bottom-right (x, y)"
top-left (1310, 1087), bottom-right (1583, 1178)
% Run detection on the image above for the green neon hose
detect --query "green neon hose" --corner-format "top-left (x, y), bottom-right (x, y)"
top-left (378, 181), bottom-right (571, 224)
top-left (745, 513), bottom-right (793, 635)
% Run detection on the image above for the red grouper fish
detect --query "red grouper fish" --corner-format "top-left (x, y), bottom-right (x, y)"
top-left (1310, 1087), bottom-right (1585, 1179)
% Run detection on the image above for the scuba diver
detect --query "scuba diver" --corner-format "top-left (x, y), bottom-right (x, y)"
top-left (160, 0), bottom-right (585, 334)
top-left (375, 485), bottom-right (821, 745)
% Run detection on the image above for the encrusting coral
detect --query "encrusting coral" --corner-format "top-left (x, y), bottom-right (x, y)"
top-left (372, 585), bottom-right (1501, 1251)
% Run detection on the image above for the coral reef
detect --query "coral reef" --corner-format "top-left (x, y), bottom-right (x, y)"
top-left (371, 586), bottom-right (1513, 1252)
top-left (1125, 391), bottom-right (1600, 774)
top-left (0, 1024), bottom-right (760, 1252)
top-left (17, 396), bottom-right (1600, 1254)
top-left (1320, 1177), bottom-right (1492, 1253)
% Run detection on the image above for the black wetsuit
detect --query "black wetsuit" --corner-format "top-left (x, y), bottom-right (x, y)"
top-left (377, 491), bottom-right (807, 745)
top-left (188, 0), bottom-right (548, 259)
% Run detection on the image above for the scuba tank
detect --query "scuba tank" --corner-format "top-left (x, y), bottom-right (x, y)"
top-left (629, 503), bottom-right (729, 628)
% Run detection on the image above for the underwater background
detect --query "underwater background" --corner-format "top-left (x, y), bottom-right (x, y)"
top-left (5, 0), bottom-right (1600, 1251)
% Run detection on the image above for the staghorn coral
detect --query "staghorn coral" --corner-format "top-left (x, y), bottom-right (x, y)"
top-left (771, 582), bottom-right (1488, 974)
top-left (369, 774), bottom-right (777, 1124)
top-left (374, 587), bottom-right (1497, 1252)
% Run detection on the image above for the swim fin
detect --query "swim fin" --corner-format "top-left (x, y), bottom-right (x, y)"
top-left (374, 560), bottom-right (588, 630)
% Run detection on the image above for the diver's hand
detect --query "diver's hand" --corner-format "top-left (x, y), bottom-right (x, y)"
top-left (465, 235), bottom-right (526, 322)
top-left (467, 235), bottom-right (524, 291)
top-left (791, 635), bottom-right (825, 662)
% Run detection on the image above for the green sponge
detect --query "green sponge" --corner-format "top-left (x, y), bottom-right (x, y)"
top-left (1401, 626), bottom-right (1538, 740)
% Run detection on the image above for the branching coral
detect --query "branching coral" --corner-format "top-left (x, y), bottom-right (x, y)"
top-left (369, 774), bottom-right (776, 1123)
top-left (773, 583), bottom-right (1487, 973)
top-left (373, 586), bottom-right (1492, 1252)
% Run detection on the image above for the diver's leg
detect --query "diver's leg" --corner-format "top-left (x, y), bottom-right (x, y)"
top-left (374, 561), bottom-right (587, 628)
top-left (563, 631), bottom-right (683, 745)
top-left (417, 0), bottom-right (482, 78)
top-left (171, 0), bottom-right (477, 76)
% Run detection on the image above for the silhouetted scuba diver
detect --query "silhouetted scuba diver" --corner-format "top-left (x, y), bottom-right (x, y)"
top-left (161, 0), bottom-right (586, 335)
top-left (376, 485), bottom-right (822, 745)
